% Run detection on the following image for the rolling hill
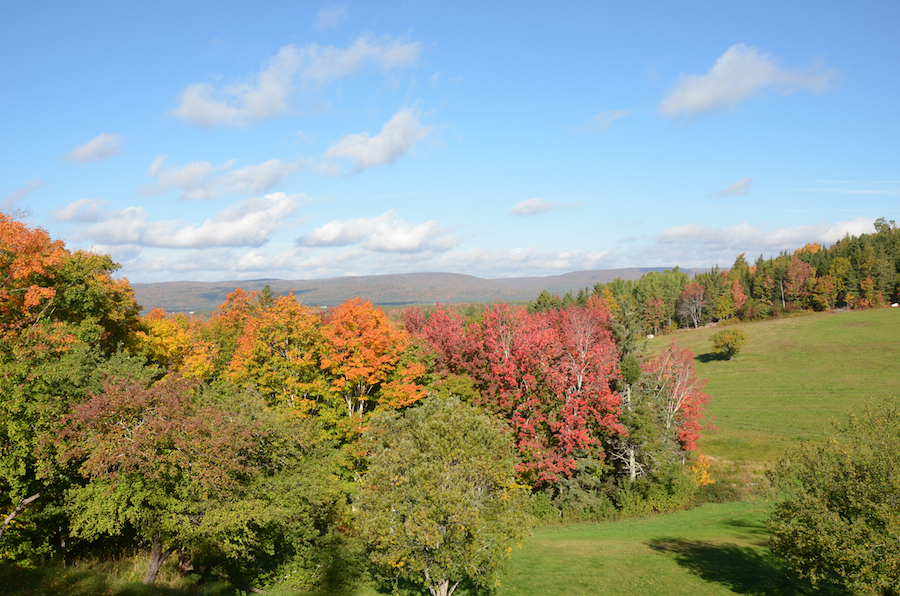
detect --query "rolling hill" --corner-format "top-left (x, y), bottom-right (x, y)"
top-left (130, 267), bottom-right (700, 313)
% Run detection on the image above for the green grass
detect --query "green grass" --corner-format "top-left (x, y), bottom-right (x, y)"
top-left (498, 501), bottom-right (847, 596)
top-left (648, 308), bottom-right (900, 468)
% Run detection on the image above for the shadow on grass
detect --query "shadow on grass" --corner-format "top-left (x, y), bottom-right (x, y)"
top-left (697, 352), bottom-right (727, 363)
top-left (646, 539), bottom-right (850, 596)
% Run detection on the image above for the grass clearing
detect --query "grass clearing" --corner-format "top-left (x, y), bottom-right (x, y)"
top-left (648, 308), bottom-right (900, 467)
top-left (498, 501), bottom-right (846, 596)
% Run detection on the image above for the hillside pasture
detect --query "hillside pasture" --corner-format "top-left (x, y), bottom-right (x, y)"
top-left (649, 307), bottom-right (900, 468)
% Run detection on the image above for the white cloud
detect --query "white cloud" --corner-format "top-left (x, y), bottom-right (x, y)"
top-left (434, 247), bottom-right (613, 278)
top-left (587, 109), bottom-right (632, 131)
top-left (2, 178), bottom-right (44, 209)
top-left (50, 198), bottom-right (110, 223)
top-left (650, 218), bottom-right (876, 265)
top-left (65, 133), bottom-right (124, 162)
top-left (84, 206), bottom-right (149, 245)
top-left (324, 108), bottom-right (433, 173)
top-left (510, 197), bottom-right (581, 215)
top-left (660, 44), bottom-right (834, 116)
top-left (511, 198), bottom-right (559, 215)
top-left (315, 2), bottom-right (348, 31)
top-left (144, 155), bottom-right (304, 200)
top-left (172, 37), bottom-right (420, 127)
top-left (82, 192), bottom-right (308, 248)
top-left (296, 210), bottom-right (457, 253)
top-left (716, 177), bottom-right (753, 197)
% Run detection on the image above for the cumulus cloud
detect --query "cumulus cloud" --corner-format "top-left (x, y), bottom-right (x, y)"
top-left (716, 177), bottom-right (753, 197)
top-left (82, 192), bottom-right (308, 248)
top-left (651, 218), bottom-right (876, 265)
top-left (144, 155), bottom-right (304, 200)
top-left (2, 178), bottom-right (44, 209)
top-left (50, 198), bottom-right (110, 223)
top-left (315, 2), bottom-right (348, 31)
top-left (324, 108), bottom-right (433, 174)
top-left (510, 197), bottom-right (580, 215)
top-left (296, 210), bottom-right (457, 253)
top-left (587, 109), bottom-right (632, 131)
top-left (172, 37), bottom-right (420, 127)
top-left (65, 133), bottom-right (124, 163)
top-left (660, 44), bottom-right (834, 116)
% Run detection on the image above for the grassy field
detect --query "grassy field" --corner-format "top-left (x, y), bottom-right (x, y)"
top-left (5, 308), bottom-right (895, 595)
top-left (498, 500), bottom-right (848, 596)
top-left (648, 307), bottom-right (900, 468)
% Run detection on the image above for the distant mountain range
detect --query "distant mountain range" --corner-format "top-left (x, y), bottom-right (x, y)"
top-left (131, 267), bottom-right (701, 314)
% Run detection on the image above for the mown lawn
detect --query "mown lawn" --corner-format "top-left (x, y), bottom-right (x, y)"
top-left (499, 501), bottom-right (847, 596)
top-left (648, 307), bottom-right (900, 467)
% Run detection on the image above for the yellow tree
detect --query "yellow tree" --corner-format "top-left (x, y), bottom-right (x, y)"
top-left (228, 294), bottom-right (327, 417)
top-left (137, 309), bottom-right (217, 381)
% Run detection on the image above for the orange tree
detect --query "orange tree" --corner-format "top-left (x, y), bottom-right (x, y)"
top-left (319, 297), bottom-right (425, 438)
top-left (228, 294), bottom-right (327, 416)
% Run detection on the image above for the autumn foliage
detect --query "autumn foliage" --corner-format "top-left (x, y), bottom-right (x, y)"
top-left (415, 302), bottom-right (624, 487)
top-left (0, 209), bottom-right (719, 591)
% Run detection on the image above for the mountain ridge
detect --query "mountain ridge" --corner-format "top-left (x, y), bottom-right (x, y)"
top-left (131, 267), bottom-right (702, 313)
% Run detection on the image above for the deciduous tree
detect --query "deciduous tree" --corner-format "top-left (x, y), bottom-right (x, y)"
top-left (62, 376), bottom-right (260, 584)
top-left (767, 400), bottom-right (900, 594)
top-left (320, 298), bottom-right (425, 436)
top-left (710, 329), bottom-right (748, 360)
top-left (356, 395), bottom-right (531, 596)
top-left (677, 282), bottom-right (706, 329)
top-left (228, 294), bottom-right (326, 416)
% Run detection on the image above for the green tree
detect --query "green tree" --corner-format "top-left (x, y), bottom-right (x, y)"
top-left (767, 399), bottom-right (900, 595)
top-left (356, 395), bottom-right (531, 596)
top-left (710, 329), bottom-right (748, 360)
top-left (62, 376), bottom-right (265, 584)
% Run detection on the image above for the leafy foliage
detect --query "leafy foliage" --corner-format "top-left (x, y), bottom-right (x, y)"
top-left (710, 329), bottom-right (748, 360)
top-left (356, 395), bottom-right (531, 596)
top-left (767, 399), bottom-right (900, 594)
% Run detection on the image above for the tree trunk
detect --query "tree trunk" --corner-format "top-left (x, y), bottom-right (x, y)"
top-left (0, 492), bottom-right (41, 542)
top-left (425, 570), bottom-right (460, 596)
top-left (628, 446), bottom-right (637, 481)
top-left (143, 532), bottom-right (177, 584)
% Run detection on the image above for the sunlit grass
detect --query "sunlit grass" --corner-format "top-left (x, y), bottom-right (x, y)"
top-left (498, 501), bottom-right (846, 596)
top-left (648, 308), bottom-right (900, 467)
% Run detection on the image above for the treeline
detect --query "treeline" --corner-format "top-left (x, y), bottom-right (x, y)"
top-left (0, 210), bottom-right (711, 594)
top-left (532, 218), bottom-right (900, 333)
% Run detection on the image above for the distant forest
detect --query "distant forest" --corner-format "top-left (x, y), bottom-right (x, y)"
top-left (531, 217), bottom-right (900, 333)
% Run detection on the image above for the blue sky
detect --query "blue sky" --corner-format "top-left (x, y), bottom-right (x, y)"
top-left (2, 1), bottom-right (898, 283)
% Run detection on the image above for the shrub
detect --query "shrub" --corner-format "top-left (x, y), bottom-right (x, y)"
top-left (710, 329), bottom-right (748, 360)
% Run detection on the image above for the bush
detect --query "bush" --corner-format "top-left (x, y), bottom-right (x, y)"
top-left (613, 468), bottom-right (698, 517)
top-left (710, 329), bottom-right (748, 360)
